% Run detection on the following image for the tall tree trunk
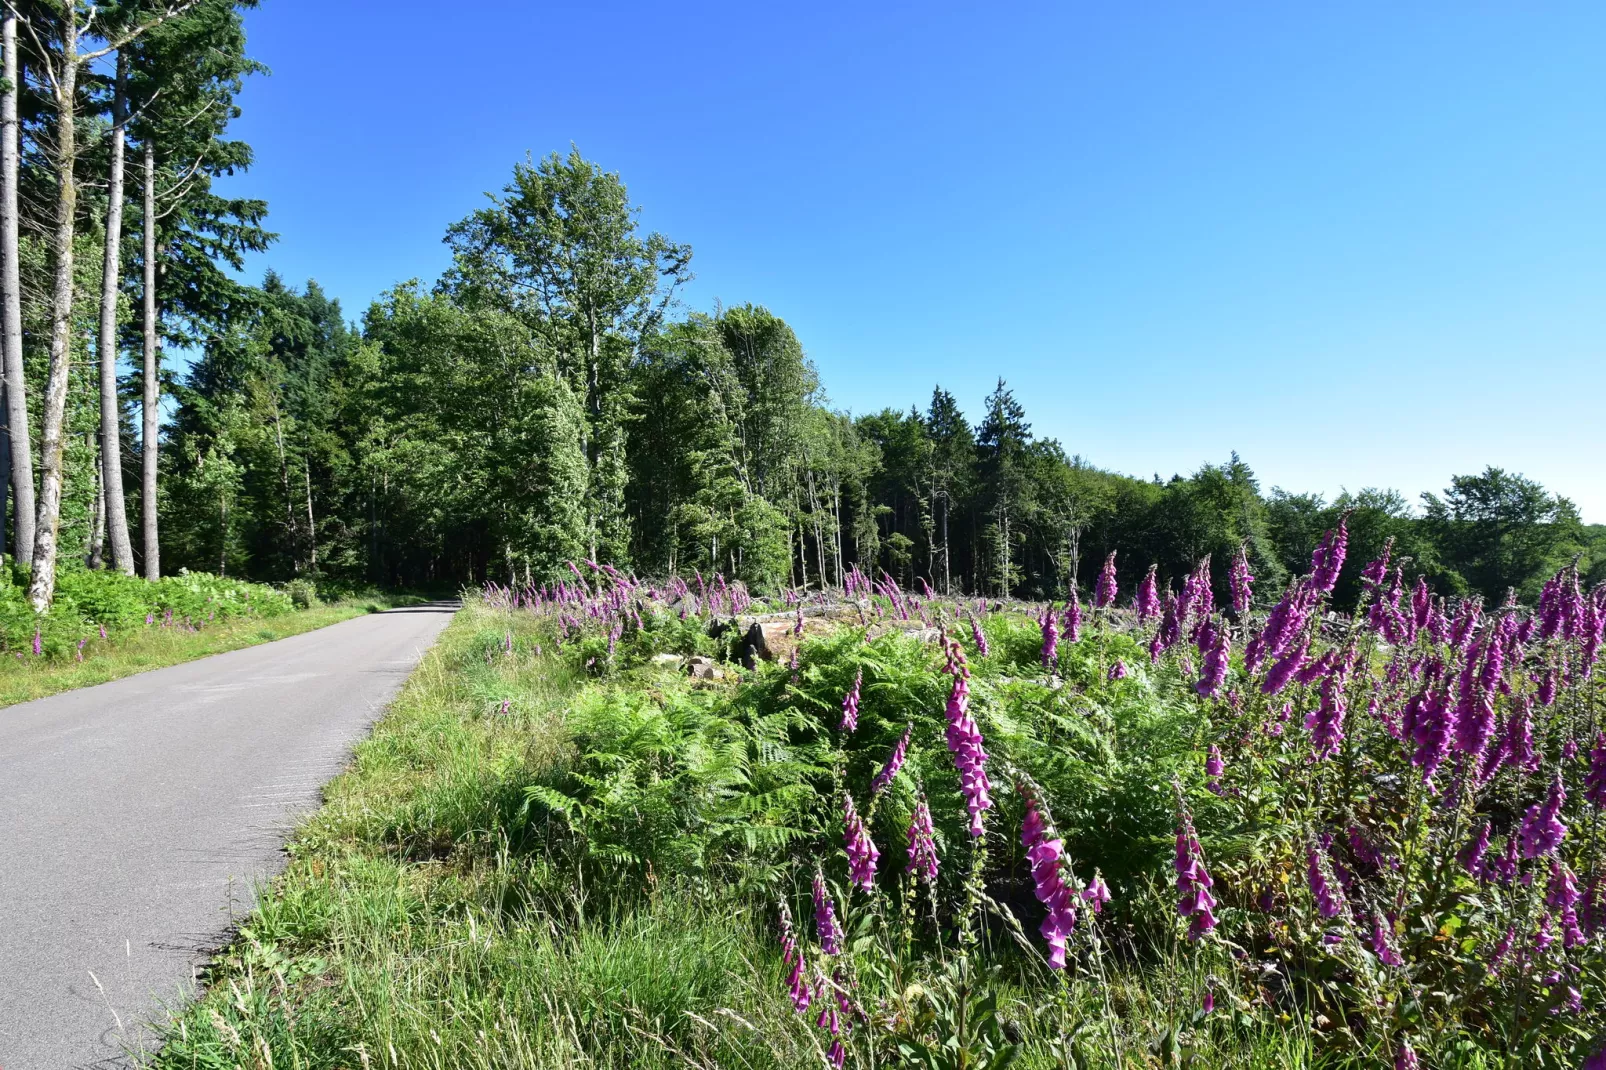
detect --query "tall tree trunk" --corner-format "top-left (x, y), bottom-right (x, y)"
top-left (141, 141), bottom-right (160, 579)
top-left (0, 383), bottom-right (9, 558)
top-left (27, 19), bottom-right (82, 612)
top-left (1, 12), bottom-right (32, 563)
top-left (87, 449), bottom-right (105, 568)
top-left (303, 455), bottom-right (316, 571)
top-left (97, 52), bottom-right (135, 573)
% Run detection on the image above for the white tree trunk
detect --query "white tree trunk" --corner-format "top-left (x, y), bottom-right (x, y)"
top-left (28, 17), bottom-right (82, 612)
top-left (141, 142), bottom-right (160, 579)
top-left (1, 12), bottom-right (33, 562)
top-left (97, 52), bottom-right (135, 573)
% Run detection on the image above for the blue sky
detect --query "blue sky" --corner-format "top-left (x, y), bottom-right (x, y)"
top-left (217, 2), bottom-right (1606, 521)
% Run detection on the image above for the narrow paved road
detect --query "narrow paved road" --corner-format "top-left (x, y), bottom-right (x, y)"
top-left (0, 602), bottom-right (456, 1069)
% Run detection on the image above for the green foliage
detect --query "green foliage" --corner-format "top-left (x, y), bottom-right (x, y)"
top-left (0, 563), bottom-right (291, 655)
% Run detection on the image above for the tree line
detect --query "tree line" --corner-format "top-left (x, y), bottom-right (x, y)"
top-left (0, 0), bottom-right (264, 610)
top-left (0, 31), bottom-right (1593, 615)
top-left (152, 149), bottom-right (1603, 609)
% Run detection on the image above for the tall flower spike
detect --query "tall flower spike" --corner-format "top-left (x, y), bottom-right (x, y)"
top-left (812, 870), bottom-right (843, 955)
top-left (1585, 732), bottom-right (1606, 808)
top-left (1136, 564), bottom-right (1162, 621)
top-left (843, 795), bottom-right (880, 892)
top-left (1020, 793), bottom-right (1078, 969)
top-left (1230, 545), bottom-right (1254, 616)
top-left (840, 669), bottom-right (862, 733)
top-left (1174, 794), bottom-right (1218, 940)
top-left (1306, 672), bottom-right (1347, 761)
top-left (1309, 515), bottom-right (1349, 594)
top-left (1196, 628), bottom-right (1230, 698)
top-left (1061, 597), bottom-right (1082, 644)
top-left (1039, 605), bottom-right (1059, 669)
top-left (1518, 773), bottom-right (1568, 859)
top-left (969, 614), bottom-right (990, 657)
top-left (778, 901), bottom-right (812, 1012)
top-left (1307, 844), bottom-right (1346, 918)
top-left (906, 796), bottom-right (939, 883)
top-left (871, 723), bottom-right (912, 795)
top-left (942, 638), bottom-right (992, 837)
top-left (1095, 551), bottom-right (1118, 609)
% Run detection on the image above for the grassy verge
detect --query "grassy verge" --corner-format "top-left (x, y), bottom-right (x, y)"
top-left (0, 595), bottom-right (414, 708)
top-left (148, 600), bottom-right (804, 1069)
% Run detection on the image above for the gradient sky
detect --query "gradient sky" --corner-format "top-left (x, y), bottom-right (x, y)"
top-left (214, 2), bottom-right (1606, 520)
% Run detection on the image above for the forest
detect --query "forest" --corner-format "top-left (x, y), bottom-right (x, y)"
top-left (0, 2), bottom-right (1599, 618)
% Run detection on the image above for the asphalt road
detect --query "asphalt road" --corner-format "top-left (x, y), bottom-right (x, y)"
top-left (0, 602), bottom-right (457, 1069)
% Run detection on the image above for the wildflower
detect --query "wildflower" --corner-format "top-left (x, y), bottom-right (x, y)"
top-left (1307, 845), bottom-right (1346, 918)
top-left (1519, 773), bottom-right (1568, 859)
top-left (871, 723), bottom-right (912, 795)
top-left (1245, 582), bottom-right (1312, 675)
top-left (1261, 635), bottom-right (1309, 696)
top-left (1136, 564), bottom-right (1162, 620)
top-left (1411, 578), bottom-right (1432, 629)
top-left (1201, 988), bottom-right (1215, 1014)
top-left (1503, 697), bottom-right (1539, 773)
top-left (1369, 913), bottom-right (1405, 967)
top-left (1174, 798), bottom-right (1218, 940)
top-left (1396, 1041), bottom-right (1419, 1070)
top-left (942, 640), bottom-right (992, 837)
top-left (1230, 544), bottom-right (1254, 616)
top-left (1181, 556), bottom-right (1213, 628)
top-left (1361, 537), bottom-right (1393, 588)
top-left (1306, 672), bottom-right (1347, 761)
top-left (1459, 820), bottom-right (1491, 879)
top-left (1196, 629), bottom-right (1230, 699)
top-left (1021, 793), bottom-right (1078, 969)
top-left (906, 796), bottom-right (939, 883)
top-left (812, 871), bottom-right (843, 955)
top-left (1083, 873), bottom-right (1111, 913)
top-left (1108, 659), bottom-right (1127, 681)
top-left (31, 628), bottom-right (40, 656)
top-left (969, 614), bottom-right (990, 657)
top-left (778, 901), bottom-right (812, 1011)
top-left (1487, 925), bottom-right (1515, 976)
top-left (795, 604), bottom-right (804, 637)
top-left (1547, 859), bottom-right (1586, 948)
top-left (1095, 551), bottom-right (1118, 609)
top-left (840, 669), bottom-right (862, 733)
top-left (842, 794), bottom-right (880, 892)
top-left (1204, 745), bottom-right (1225, 795)
top-left (1586, 732), bottom-right (1606, 808)
top-left (1309, 517), bottom-right (1348, 594)
top-left (1039, 606), bottom-right (1059, 669)
top-left (1061, 597), bottom-right (1082, 644)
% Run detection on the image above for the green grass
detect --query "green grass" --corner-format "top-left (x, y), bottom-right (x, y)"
top-left (147, 602), bottom-right (810, 1069)
top-left (0, 595), bottom-right (413, 708)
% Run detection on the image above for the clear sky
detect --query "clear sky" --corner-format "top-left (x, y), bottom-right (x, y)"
top-left (215, 2), bottom-right (1606, 521)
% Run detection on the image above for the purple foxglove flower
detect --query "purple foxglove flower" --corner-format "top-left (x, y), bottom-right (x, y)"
top-left (1040, 606), bottom-right (1060, 669)
top-left (969, 614), bottom-right (990, 657)
top-left (1505, 697), bottom-right (1538, 773)
top-left (1305, 673), bottom-right (1347, 761)
top-left (840, 670), bottom-right (862, 733)
top-left (843, 794), bottom-right (880, 892)
top-left (1094, 551), bottom-right (1118, 609)
top-left (1261, 635), bottom-right (1310, 696)
top-left (1083, 873), bottom-right (1111, 913)
top-left (1229, 544), bottom-right (1255, 616)
top-left (31, 628), bottom-right (40, 656)
top-left (871, 723), bottom-right (912, 795)
top-left (1409, 687), bottom-right (1454, 784)
top-left (1486, 924), bottom-right (1515, 977)
top-left (1547, 859), bottom-right (1586, 948)
top-left (1061, 597), bottom-right (1082, 644)
top-left (1396, 1041), bottom-right (1419, 1070)
top-left (1196, 629), bottom-right (1230, 699)
top-left (812, 871), bottom-right (843, 955)
top-left (1021, 794), bottom-right (1078, 969)
top-left (1193, 617), bottom-right (1218, 658)
top-left (1360, 537), bottom-right (1393, 588)
top-left (1181, 557), bottom-right (1214, 628)
top-left (1519, 773), bottom-right (1568, 859)
top-left (1449, 599), bottom-right (1483, 651)
top-left (795, 604), bottom-right (805, 637)
top-left (1174, 802), bottom-right (1217, 940)
top-left (1205, 745), bottom-right (1225, 795)
top-left (942, 638), bottom-right (992, 837)
top-left (1136, 564), bottom-right (1162, 621)
top-left (827, 1040), bottom-right (845, 1068)
top-left (1309, 516), bottom-right (1348, 594)
top-left (1459, 820), bottom-right (1492, 878)
top-left (1108, 659), bottom-right (1127, 681)
top-left (1307, 846), bottom-right (1346, 918)
top-left (777, 901), bottom-right (812, 1012)
top-left (1201, 989), bottom-right (1214, 1014)
top-left (1369, 913), bottom-right (1404, 967)
top-left (1295, 649), bottom-right (1337, 686)
top-left (1586, 732), bottom-right (1606, 808)
top-left (906, 796), bottom-right (939, 883)
top-left (1411, 577), bottom-right (1432, 628)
